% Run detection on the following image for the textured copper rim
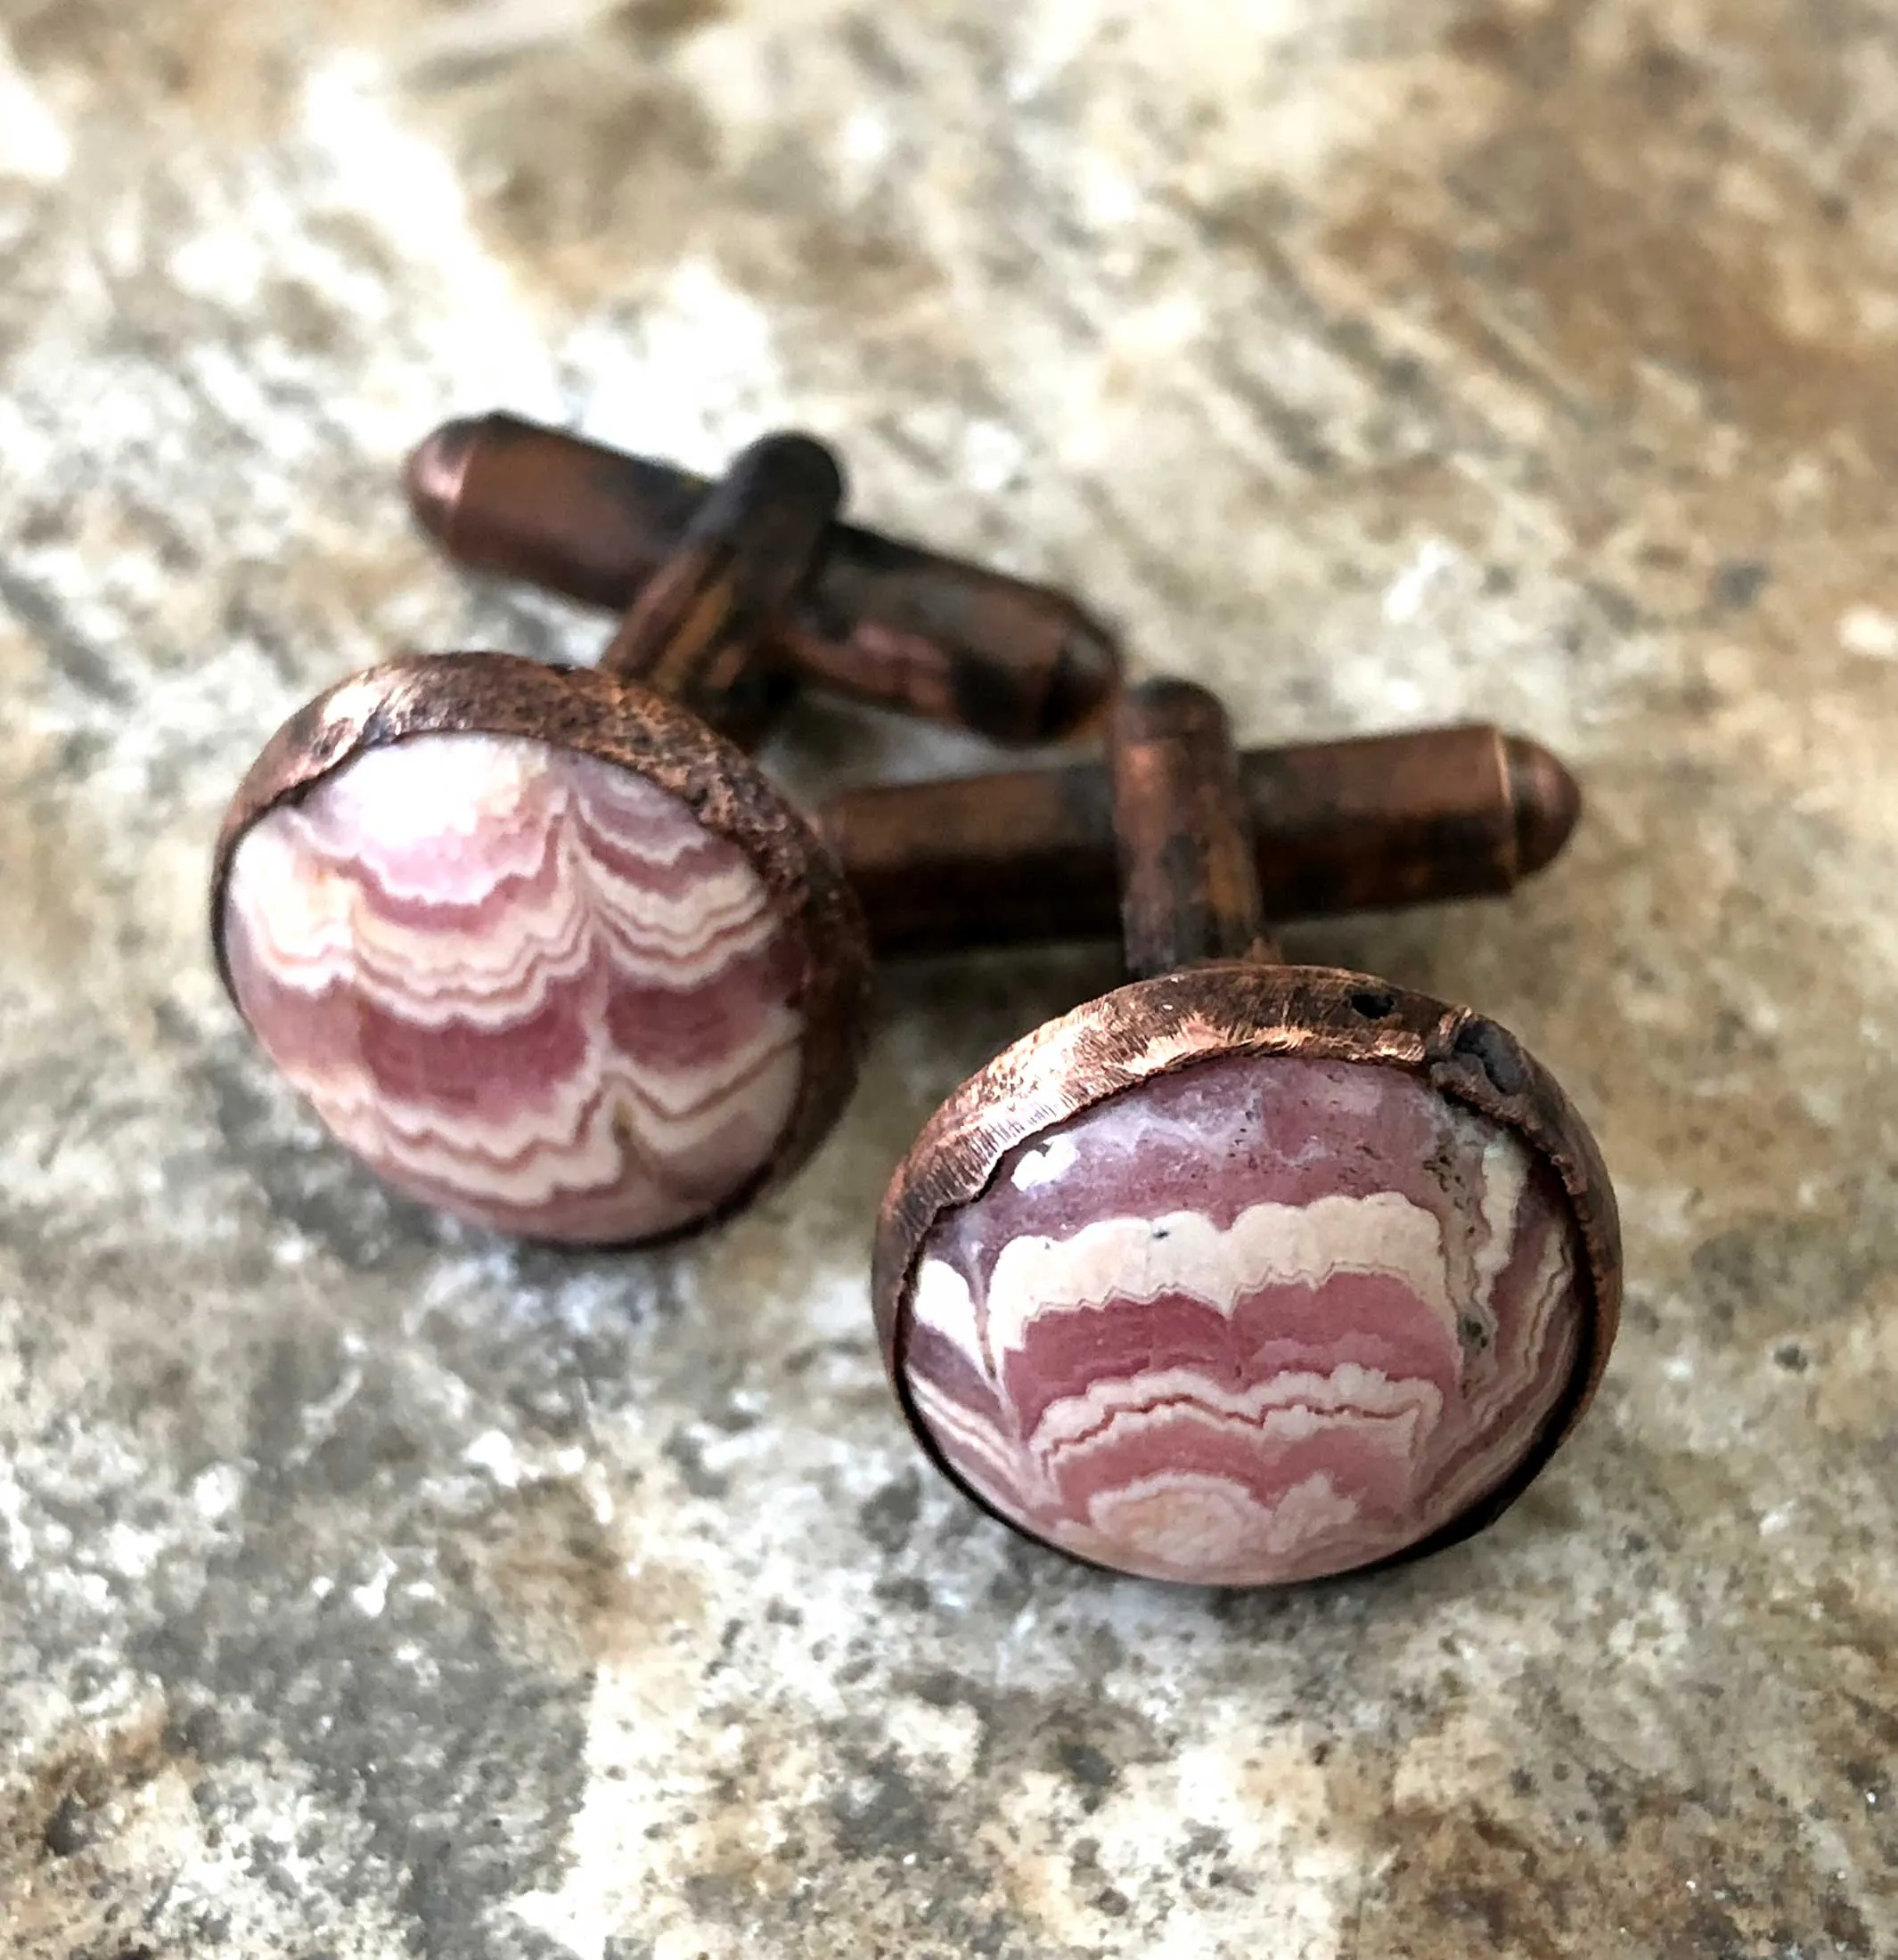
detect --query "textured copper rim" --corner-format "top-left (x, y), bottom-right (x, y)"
top-left (211, 652), bottom-right (871, 1246)
top-left (872, 960), bottom-right (1623, 1585)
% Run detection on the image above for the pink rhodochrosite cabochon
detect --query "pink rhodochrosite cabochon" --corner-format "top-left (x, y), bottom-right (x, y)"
top-left (221, 731), bottom-right (808, 1242)
top-left (877, 967), bottom-right (1619, 1589)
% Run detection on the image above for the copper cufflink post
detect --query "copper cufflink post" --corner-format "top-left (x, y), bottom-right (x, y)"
top-left (407, 412), bottom-right (1121, 746)
top-left (818, 720), bottom-right (1576, 958)
top-left (873, 678), bottom-right (1621, 1588)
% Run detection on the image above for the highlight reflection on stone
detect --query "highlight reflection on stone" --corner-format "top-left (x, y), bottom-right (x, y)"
top-left (221, 731), bottom-right (806, 1243)
top-left (901, 1053), bottom-right (1586, 1585)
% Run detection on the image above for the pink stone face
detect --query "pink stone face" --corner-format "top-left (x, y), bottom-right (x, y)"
top-left (221, 731), bottom-right (807, 1243)
top-left (900, 1053), bottom-right (1587, 1586)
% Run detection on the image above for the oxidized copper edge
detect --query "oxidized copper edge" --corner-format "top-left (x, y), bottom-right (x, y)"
top-left (871, 960), bottom-right (1623, 1586)
top-left (209, 651), bottom-right (871, 1246)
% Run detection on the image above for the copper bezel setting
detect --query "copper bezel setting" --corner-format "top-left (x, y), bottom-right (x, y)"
top-left (211, 651), bottom-right (871, 1246)
top-left (873, 960), bottom-right (1621, 1584)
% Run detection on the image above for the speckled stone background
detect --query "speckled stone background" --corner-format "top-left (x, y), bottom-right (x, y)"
top-left (2, 3), bottom-right (1895, 1956)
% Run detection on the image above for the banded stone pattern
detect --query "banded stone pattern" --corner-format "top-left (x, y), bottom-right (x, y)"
top-left (901, 1052), bottom-right (1586, 1585)
top-left (222, 731), bottom-right (807, 1243)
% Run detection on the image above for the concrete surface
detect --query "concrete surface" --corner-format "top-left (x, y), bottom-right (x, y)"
top-left (2, 2), bottom-right (1895, 1955)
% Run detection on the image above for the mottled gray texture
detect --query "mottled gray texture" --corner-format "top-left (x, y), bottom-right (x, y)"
top-left (2, 2), bottom-right (1895, 1956)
